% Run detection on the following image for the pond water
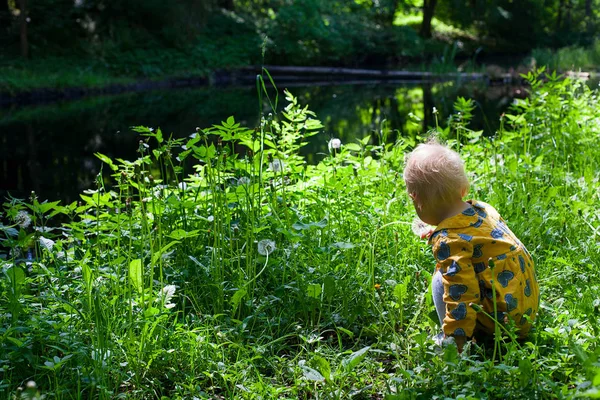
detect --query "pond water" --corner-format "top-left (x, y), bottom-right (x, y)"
top-left (0, 80), bottom-right (525, 203)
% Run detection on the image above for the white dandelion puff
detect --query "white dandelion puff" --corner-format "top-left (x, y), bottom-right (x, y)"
top-left (269, 159), bottom-right (284, 173)
top-left (15, 211), bottom-right (31, 229)
top-left (411, 217), bottom-right (434, 239)
top-left (328, 138), bottom-right (342, 150)
top-left (157, 285), bottom-right (177, 309)
top-left (257, 239), bottom-right (276, 256)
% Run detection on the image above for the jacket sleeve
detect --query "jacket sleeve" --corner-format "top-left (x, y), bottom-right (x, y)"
top-left (432, 234), bottom-right (479, 337)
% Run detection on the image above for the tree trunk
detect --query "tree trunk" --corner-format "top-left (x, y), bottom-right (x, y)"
top-left (386, 0), bottom-right (400, 26)
top-left (585, 0), bottom-right (592, 33)
top-left (19, 0), bottom-right (28, 58)
top-left (0, 0), bottom-right (10, 35)
top-left (420, 0), bottom-right (437, 39)
top-left (556, 0), bottom-right (565, 31)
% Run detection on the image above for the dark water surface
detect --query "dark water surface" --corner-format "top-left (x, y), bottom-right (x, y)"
top-left (0, 80), bottom-right (524, 203)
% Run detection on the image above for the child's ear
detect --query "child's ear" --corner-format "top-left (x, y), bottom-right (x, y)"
top-left (460, 187), bottom-right (468, 198)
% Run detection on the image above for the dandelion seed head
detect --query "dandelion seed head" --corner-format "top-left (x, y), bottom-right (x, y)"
top-left (257, 239), bottom-right (276, 256)
top-left (269, 159), bottom-right (284, 173)
top-left (411, 217), bottom-right (434, 239)
top-left (328, 138), bottom-right (342, 150)
top-left (15, 211), bottom-right (31, 229)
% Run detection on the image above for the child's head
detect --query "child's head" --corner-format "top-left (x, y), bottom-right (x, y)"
top-left (403, 141), bottom-right (469, 225)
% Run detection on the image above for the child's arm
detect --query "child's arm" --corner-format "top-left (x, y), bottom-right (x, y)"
top-left (432, 234), bottom-right (480, 341)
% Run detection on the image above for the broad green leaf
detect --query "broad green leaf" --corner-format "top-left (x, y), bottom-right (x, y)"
top-left (230, 288), bottom-right (247, 312)
top-left (336, 327), bottom-right (354, 339)
top-left (342, 346), bottom-right (370, 372)
top-left (344, 143), bottom-right (362, 152)
top-left (300, 362), bottom-right (325, 382)
top-left (6, 266), bottom-right (25, 286)
top-left (307, 283), bottom-right (322, 299)
top-left (168, 229), bottom-right (200, 240)
top-left (323, 276), bottom-right (335, 299)
top-left (82, 264), bottom-right (93, 290)
top-left (129, 259), bottom-right (143, 294)
top-left (95, 152), bottom-right (118, 171)
top-left (312, 355), bottom-right (331, 383)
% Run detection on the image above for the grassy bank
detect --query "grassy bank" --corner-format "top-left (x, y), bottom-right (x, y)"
top-left (1, 70), bottom-right (599, 398)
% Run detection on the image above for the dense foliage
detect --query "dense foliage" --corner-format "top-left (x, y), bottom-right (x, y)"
top-left (1, 70), bottom-right (599, 398)
top-left (1, 0), bottom-right (599, 84)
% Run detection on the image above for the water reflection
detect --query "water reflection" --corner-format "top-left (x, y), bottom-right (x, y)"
top-left (0, 80), bottom-right (522, 203)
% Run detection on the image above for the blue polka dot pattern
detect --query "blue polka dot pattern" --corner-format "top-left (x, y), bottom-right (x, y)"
top-left (519, 255), bottom-right (525, 273)
top-left (474, 262), bottom-right (486, 273)
top-left (457, 233), bottom-right (473, 242)
top-left (497, 270), bottom-right (514, 288)
top-left (437, 241), bottom-right (450, 261)
top-left (454, 328), bottom-right (466, 336)
top-left (473, 244), bottom-right (484, 258)
top-left (450, 303), bottom-right (467, 320)
top-left (505, 294), bottom-right (518, 312)
top-left (491, 228), bottom-right (504, 239)
top-left (448, 284), bottom-right (468, 301)
top-left (462, 207), bottom-right (476, 216)
top-left (497, 253), bottom-right (507, 260)
top-left (444, 261), bottom-right (461, 277)
top-left (524, 279), bottom-right (532, 297)
top-left (430, 230), bottom-right (442, 239)
top-left (475, 207), bottom-right (487, 218)
top-left (470, 217), bottom-right (483, 228)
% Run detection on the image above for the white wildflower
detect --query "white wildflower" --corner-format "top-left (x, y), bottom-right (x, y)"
top-left (257, 239), bottom-right (276, 256)
top-left (14, 211), bottom-right (31, 229)
top-left (328, 138), bottom-right (342, 151)
top-left (269, 159), bottom-right (284, 173)
top-left (39, 237), bottom-right (55, 251)
top-left (433, 107), bottom-right (438, 115)
top-left (157, 285), bottom-right (177, 309)
top-left (178, 182), bottom-right (188, 191)
top-left (26, 381), bottom-right (37, 390)
top-left (411, 217), bottom-right (434, 239)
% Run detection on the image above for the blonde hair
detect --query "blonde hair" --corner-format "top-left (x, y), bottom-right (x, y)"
top-left (403, 141), bottom-right (469, 207)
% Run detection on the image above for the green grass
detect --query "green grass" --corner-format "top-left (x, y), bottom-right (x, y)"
top-left (1, 69), bottom-right (600, 399)
top-left (530, 40), bottom-right (600, 72)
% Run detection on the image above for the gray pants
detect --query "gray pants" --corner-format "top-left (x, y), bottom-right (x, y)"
top-left (432, 269), bottom-right (446, 328)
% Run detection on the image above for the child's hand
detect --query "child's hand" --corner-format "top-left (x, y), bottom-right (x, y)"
top-left (412, 218), bottom-right (434, 239)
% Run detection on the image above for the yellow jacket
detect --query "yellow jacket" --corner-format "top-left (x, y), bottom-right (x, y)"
top-left (428, 200), bottom-right (539, 338)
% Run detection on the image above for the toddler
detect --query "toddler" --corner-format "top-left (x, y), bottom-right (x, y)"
top-left (403, 141), bottom-right (539, 351)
